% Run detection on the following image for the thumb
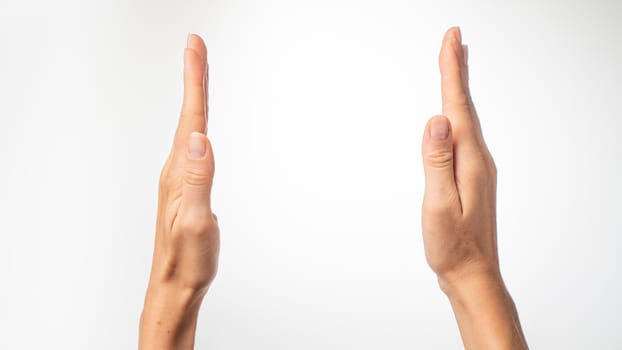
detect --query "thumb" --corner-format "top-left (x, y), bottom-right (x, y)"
top-left (182, 131), bottom-right (215, 211)
top-left (422, 115), bottom-right (461, 214)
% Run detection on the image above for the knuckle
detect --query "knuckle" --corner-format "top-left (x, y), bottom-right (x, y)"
top-left (159, 167), bottom-right (171, 190)
top-left (184, 166), bottom-right (213, 187)
top-left (463, 151), bottom-right (490, 178)
top-left (462, 167), bottom-right (488, 187)
top-left (158, 155), bottom-right (175, 190)
top-left (442, 96), bottom-right (473, 112)
top-left (425, 150), bottom-right (454, 169)
top-left (470, 163), bottom-right (489, 179)
top-left (174, 213), bottom-right (218, 238)
top-left (487, 157), bottom-right (498, 177)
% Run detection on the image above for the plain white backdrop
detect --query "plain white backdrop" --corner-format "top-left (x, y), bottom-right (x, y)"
top-left (1, 0), bottom-right (621, 348)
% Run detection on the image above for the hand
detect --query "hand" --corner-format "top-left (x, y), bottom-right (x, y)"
top-left (139, 34), bottom-right (219, 350)
top-left (421, 26), bottom-right (498, 293)
top-left (421, 27), bottom-right (528, 349)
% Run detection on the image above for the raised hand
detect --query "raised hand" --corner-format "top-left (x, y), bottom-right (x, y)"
top-left (139, 34), bottom-right (219, 350)
top-left (421, 27), bottom-right (528, 349)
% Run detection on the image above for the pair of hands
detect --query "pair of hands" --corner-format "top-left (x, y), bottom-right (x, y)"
top-left (139, 27), bottom-right (528, 350)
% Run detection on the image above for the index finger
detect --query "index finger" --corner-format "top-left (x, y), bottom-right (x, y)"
top-left (174, 34), bottom-right (208, 150)
top-left (439, 27), bottom-right (486, 153)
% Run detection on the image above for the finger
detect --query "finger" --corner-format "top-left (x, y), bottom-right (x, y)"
top-left (204, 46), bottom-right (209, 129)
top-left (174, 34), bottom-right (207, 152)
top-left (439, 27), bottom-right (483, 151)
top-left (180, 131), bottom-right (215, 213)
top-left (422, 115), bottom-right (461, 216)
top-left (439, 28), bottom-right (494, 216)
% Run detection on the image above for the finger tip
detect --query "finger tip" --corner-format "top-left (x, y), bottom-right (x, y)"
top-left (187, 33), bottom-right (207, 64)
top-left (443, 26), bottom-right (461, 42)
top-left (439, 31), bottom-right (464, 71)
top-left (187, 33), bottom-right (193, 48)
top-left (453, 26), bottom-right (462, 42)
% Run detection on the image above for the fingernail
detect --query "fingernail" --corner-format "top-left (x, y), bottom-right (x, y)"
top-left (454, 26), bottom-right (462, 43)
top-left (187, 33), bottom-right (193, 48)
top-left (462, 44), bottom-right (469, 66)
top-left (188, 132), bottom-right (207, 159)
top-left (431, 117), bottom-right (449, 140)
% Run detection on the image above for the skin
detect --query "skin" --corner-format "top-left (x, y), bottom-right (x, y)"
top-left (421, 27), bottom-right (528, 349)
top-left (139, 34), bottom-right (218, 350)
top-left (139, 27), bottom-right (528, 349)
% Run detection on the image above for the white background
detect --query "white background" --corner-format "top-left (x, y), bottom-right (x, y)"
top-left (1, 0), bottom-right (621, 348)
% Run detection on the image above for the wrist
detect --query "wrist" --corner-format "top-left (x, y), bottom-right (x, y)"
top-left (437, 263), bottom-right (504, 300)
top-left (143, 281), bottom-right (206, 313)
top-left (139, 283), bottom-right (207, 349)
top-left (437, 266), bottom-right (528, 349)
